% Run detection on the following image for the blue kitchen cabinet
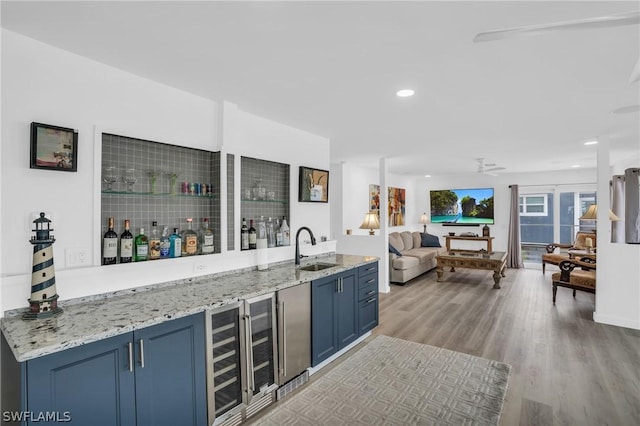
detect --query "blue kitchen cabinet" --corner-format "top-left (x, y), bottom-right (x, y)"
top-left (357, 262), bottom-right (379, 335)
top-left (311, 268), bottom-right (359, 367)
top-left (22, 314), bottom-right (206, 426)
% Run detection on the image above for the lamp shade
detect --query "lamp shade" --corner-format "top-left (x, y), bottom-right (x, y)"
top-left (419, 213), bottom-right (429, 225)
top-left (580, 204), bottom-right (620, 221)
top-left (359, 212), bottom-right (380, 235)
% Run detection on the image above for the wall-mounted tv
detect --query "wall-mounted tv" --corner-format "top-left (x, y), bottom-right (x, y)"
top-left (430, 187), bottom-right (494, 225)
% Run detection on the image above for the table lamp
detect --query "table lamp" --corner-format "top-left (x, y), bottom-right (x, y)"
top-left (419, 213), bottom-right (429, 233)
top-left (359, 212), bottom-right (380, 236)
top-left (580, 204), bottom-right (619, 234)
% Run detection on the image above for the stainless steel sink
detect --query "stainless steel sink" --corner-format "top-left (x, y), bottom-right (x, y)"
top-left (299, 262), bottom-right (338, 272)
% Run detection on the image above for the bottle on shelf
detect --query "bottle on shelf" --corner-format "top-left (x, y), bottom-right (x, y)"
top-left (280, 216), bottom-right (290, 246)
top-left (169, 227), bottom-right (182, 258)
top-left (275, 218), bottom-right (283, 247)
top-left (182, 218), bottom-right (198, 256)
top-left (199, 218), bottom-right (215, 254)
top-left (266, 217), bottom-right (276, 248)
top-left (248, 219), bottom-right (257, 250)
top-left (102, 217), bottom-right (118, 265)
top-left (134, 227), bottom-right (149, 262)
top-left (120, 219), bottom-right (134, 263)
top-left (241, 218), bottom-right (250, 251)
top-left (149, 221), bottom-right (161, 260)
top-left (160, 225), bottom-right (171, 259)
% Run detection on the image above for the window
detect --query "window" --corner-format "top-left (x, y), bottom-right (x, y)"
top-left (519, 194), bottom-right (547, 216)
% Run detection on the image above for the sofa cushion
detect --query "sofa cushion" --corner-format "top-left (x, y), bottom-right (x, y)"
top-left (400, 232), bottom-right (414, 250)
top-left (392, 255), bottom-right (420, 270)
top-left (389, 243), bottom-right (403, 256)
top-left (412, 232), bottom-right (422, 249)
top-left (403, 248), bottom-right (439, 263)
top-left (389, 233), bottom-right (404, 251)
top-left (420, 233), bottom-right (441, 247)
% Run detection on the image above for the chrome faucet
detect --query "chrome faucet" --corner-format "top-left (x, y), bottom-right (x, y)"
top-left (295, 227), bottom-right (317, 266)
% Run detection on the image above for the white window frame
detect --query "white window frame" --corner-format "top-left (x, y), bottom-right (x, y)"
top-left (520, 194), bottom-right (548, 216)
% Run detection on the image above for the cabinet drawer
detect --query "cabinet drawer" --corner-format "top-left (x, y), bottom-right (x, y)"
top-left (358, 262), bottom-right (378, 277)
top-left (358, 281), bottom-right (377, 301)
top-left (358, 295), bottom-right (379, 335)
top-left (358, 273), bottom-right (377, 288)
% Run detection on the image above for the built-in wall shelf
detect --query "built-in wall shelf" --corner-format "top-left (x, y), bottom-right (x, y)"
top-left (240, 198), bottom-right (288, 204)
top-left (102, 191), bottom-right (216, 199)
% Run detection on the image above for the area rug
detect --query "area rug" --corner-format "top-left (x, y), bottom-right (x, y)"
top-left (254, 335), bottom-right (510, 425)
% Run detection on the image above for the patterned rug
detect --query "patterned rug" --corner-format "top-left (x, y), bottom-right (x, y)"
top-left (254, 335), bottom-right (510, 425)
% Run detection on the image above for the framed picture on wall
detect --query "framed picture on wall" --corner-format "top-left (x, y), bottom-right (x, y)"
top-left (299, 166), bottom-right (329, 202)
top-left (30, 122), bottom-right (78, 172)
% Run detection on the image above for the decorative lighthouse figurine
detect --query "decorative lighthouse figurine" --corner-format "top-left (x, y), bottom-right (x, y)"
top-left (23, 212), bottom-right (63, 320)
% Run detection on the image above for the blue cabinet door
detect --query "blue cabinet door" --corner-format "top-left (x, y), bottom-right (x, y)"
top-left (311, 274), bottom-right (338, 366)
top-left (26, 332), bottom-right (136, 426)
top-left (336, 269), bottom-right (358, 350)
top-left (134, 314), bottom-right (207, 426)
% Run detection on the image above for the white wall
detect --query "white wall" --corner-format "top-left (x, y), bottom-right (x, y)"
top-left (1, 30), bottom-right (330, 313)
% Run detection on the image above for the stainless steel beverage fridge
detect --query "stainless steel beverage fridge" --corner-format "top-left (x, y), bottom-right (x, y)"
top-left (205, 293), bottom-right (278, 426)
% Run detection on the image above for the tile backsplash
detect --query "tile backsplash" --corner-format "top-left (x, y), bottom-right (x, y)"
top-left (241, 156), bottom-right (290, 227)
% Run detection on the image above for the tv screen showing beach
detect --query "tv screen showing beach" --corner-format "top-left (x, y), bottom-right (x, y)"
top-left (430, 188), bottom-right (494, 224)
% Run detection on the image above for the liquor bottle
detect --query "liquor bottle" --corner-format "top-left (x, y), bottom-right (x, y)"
top-left (120, 219), bottom-right (133, 263)
top-left (181, 218), bottom-right (198, 256)
top-left (248, 219), bottom-right (257, 250)
top-left (102, 217), bottom-right (118, 265)
top-left (275, 218), bottom-right (283, 247)
top-left (159, 225), bottom-right (170, 259)
top-left (240, 218), bottom-right (249, 251)
top-left (280, 216), bottom-right (290, 246)
top-left (169, 227), bottom-right (182, 258)
top-left (266, 217), bottom-right (276, 248)
top-left (149, 221), bottom-right (161, 260)
top-left (134, 227), bottom-right (149, 262)
top-left (199, 218), bottom-right (215, 254)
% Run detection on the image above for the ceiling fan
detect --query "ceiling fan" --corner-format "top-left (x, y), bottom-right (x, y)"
top-left (473, 10), bottom-right (640, 85)
top-left (477, 158), bottom-right (505, 176)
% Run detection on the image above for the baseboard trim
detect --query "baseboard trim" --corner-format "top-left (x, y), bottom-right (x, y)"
top-left (593, 312), bottom-right (640, 330)
top-left (308, 332), bottom-right (371, 376)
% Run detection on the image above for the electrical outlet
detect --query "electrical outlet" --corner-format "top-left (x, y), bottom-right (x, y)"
top-left (194, 262), bottom-right (208, 273)
top-left (65, 248), bottom-right (89, 268)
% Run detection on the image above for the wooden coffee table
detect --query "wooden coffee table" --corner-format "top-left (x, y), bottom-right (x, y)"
top-left (436, 251), bottom-right (507, 289)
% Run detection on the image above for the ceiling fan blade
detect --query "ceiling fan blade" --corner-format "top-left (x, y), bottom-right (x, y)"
top-left (629, 56), bottom-right (640, 84)
top-left (484, 171), bottom-right (499, 177)
top-left (612, 104), bottom-right (640, 114)
top-left (473, 10), bottom-right (640, 42)
top-left (484, 167), bottom-right (506, 172)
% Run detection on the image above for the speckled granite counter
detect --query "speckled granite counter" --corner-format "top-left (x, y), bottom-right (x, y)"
top-left (1, 254), bottom-right (378, 362)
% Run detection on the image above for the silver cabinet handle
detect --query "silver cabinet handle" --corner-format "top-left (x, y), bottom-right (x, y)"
top-left (138, 339), bottom-right (145, 368)
top-left (127, 341), bottom-right (134, 372)
top-left (366, 290), bottom-right (376, 296)
top-left (366, 298), bottom-right (377, 304)
top-left (367, 279), bottom-right (375, 284)
top-left (341, 278), bottom-right (344, 293)
top-left (244, 314), bottom-right (255, 394)
top-left (282, 302), bottom-right (287, 378)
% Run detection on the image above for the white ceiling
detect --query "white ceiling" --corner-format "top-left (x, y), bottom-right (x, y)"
top-left (2, 1), bottom-right (639, 177)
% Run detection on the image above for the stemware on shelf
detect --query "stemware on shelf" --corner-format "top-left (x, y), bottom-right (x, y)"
top-left (102, 166), bottom-right (118, 191)
top-left (122, 168), bottom-right (138, 192)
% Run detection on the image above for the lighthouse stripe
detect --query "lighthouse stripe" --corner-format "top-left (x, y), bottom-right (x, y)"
top-left (32, 258), bottom-right (54, 272)
top-left (30, 276), bottom-right (56, 293)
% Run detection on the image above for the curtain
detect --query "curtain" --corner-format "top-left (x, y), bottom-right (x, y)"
top-left (625, 168), bottom-right (640, 244)
top-left (507, 184), bottom-right (523, 268)
top-left (610, 175), bottom-right (625, 243)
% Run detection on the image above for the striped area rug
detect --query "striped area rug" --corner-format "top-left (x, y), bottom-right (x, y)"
top-left (254, 335), bottom-right (510, 425)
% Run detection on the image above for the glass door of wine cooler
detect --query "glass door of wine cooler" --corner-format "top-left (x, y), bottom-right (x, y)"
top-left (246, 294), bottom-right (278, 400)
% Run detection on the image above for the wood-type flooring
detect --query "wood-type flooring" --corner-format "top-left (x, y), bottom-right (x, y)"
top-left (375, 267), bottom-right (640, 426)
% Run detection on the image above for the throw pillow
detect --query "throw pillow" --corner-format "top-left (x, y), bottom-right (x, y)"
top-left (389, 243), bottom-right (403, 256)
top-left (420, 233), bottom-right (441, 248)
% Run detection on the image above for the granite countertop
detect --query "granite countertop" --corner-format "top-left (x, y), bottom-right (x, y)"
top-left (1, 254), bottom-right (378, 362)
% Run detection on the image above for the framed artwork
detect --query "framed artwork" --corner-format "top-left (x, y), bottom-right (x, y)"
top-left (369, 184), bottom-right (380, 216)
top-left (388, 187), bottom-right (406, 226)
top-left (30, 122), bottom-right (78, 172)
top-left (299, 166), bottom-right (329, 202)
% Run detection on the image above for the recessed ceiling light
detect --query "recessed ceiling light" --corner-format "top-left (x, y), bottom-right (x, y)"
top-left (584, 140), bottom-right (598, 146)
top-left (396, 89), bottom-right (415, 97)
top-left (572, 164), bottom-right (581, 168)
top-left (424, 174), bottom-right (431, 178)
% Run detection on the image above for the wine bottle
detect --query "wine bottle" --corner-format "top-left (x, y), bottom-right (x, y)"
top-left (120, 219), bottom-right (133, 263)
top-left (248, 219), bottom-right (257, 250)
top-left (134, 227), bottom-right (149, 262)
top-left (149, 221), bottom-right (161, 260)
top-left (102, 217), bottom-right (118, 265)
top-left (181, 218), bottom-right (198, 256)
top-left (241, 218), bottom-right (249, 251)
top-left (169, 227), bottom-right (182, 258)
top-left (199, 218), bottom-right (215, 254)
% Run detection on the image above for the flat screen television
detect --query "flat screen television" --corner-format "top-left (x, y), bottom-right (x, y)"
top-left (430, 187), bottom-right (494, 225)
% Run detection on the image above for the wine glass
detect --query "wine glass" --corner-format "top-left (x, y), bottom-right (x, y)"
top-left (166, 172), bottom-right (179, 195)
top-left (122, 168), bottom-right (137, 192)
top-left (102, 166), bottom-right (118, 191)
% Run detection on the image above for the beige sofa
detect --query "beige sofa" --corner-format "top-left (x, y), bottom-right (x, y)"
top-left (389, 231), bottom-right (447, 284)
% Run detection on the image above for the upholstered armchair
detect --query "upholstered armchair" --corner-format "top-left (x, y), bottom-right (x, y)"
top-left (541, 231), bottom-right (596, 273)
top-left (551, 257), bottom-right (596, 304)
